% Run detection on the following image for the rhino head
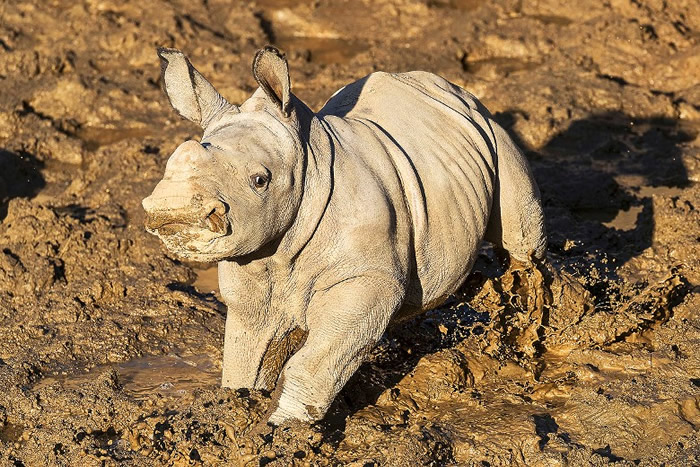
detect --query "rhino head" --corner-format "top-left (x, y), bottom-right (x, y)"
top-left (142, 47), bottom-right (307, 262)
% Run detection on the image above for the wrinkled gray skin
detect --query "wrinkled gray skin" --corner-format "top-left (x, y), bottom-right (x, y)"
top-left (142, 46), bottom-right (546, 424)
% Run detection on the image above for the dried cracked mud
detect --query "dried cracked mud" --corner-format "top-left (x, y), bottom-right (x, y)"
top-left (1, 0), bottom-right (699, 465)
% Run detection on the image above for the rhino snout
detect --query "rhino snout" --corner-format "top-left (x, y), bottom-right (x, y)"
top-left (142, 197), bottom-right (230, 236)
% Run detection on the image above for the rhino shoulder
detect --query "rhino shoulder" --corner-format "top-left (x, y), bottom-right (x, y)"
top-left (319, 70), bottom-right (486, 122)
top-left (318, 71), bottom-right (414, 117)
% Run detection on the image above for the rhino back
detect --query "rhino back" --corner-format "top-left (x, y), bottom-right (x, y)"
top-left (319, 72), bottom-right (497, 310)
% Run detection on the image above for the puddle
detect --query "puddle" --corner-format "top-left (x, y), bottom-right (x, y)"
top-left (572, 181), bottom-right (692, 231)
top-left (527, 14), bottom-right (573, 26)
top-left (251, 0), bottom-right (369, 65)
top-left (464, 57), bottom-right (539, 75)
top-left (0, 422), bottom-right (25, 444)
top-left (274, 36), bottom-right (369, 64)
top-left (193, 265), bottom-right (219, 295)
top-left (615, 173), bottom-right (696, 195)
top-left (36, 354), bottom-right (220, 401)
top-left (572, 204), bottom-right (645, 230)
top-left (603, 205), bottom-right (644, 231)
top-left (636, 185), bottom-right (688, 198)
top-left (572, 207), bottom-right (620, 224)
top-left (76, 126), bottom-right (152, 151)
top-left (252, 0), bottom-right (305, 8)
top-left (428, 0), bottom-right (482, 10)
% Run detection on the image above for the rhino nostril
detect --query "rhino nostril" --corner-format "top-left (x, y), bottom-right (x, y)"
top-left (203, 201), bottom-right (229, 234)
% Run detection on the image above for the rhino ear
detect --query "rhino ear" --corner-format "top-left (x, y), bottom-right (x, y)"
top-left (157, 47), bottom-right (238, 128)
top-left (252, 46), bottom-right (292, 117)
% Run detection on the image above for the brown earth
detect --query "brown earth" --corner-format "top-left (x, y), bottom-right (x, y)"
top-left (1, 0), bottom-right (699, 465)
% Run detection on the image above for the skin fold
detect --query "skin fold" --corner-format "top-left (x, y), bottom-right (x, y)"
top-left (142, 46), bottom-right (546, 424)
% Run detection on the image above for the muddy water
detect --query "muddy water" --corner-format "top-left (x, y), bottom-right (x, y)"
top-left (1, 0), bottom-right (699, 465)
top-left (429, 0), bottom-right (483, 10)
top-left (76, 127), bottom-right (153, 151)
top-left (275, 36), bottom-right (369, 64)
top-left (193, 265), bottom-right (219, 295)
top-left (35, 355), bottom-right (220, 401)
top-left (464, 57), bottom-right (540, 76)
top-left (253, 0), bottom-right (371, 65)
top-left (603, 204), bottom-right (644, 231)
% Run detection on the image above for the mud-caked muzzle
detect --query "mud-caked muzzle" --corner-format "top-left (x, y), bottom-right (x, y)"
top-left (142, 197), bottom-right (229, 236)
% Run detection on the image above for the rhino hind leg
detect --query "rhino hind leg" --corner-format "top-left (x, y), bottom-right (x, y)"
top-left (267, 276), bottom-right (403, 424)
top-left (484, 124), bottom-right (546, 262)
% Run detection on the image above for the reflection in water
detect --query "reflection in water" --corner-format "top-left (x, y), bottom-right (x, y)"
top-left (193, 265), bottom-right (219, 295)
top-left (116, 355), bottom-right (220, 400)
top-left (36, 355), bottom-right (220, 400)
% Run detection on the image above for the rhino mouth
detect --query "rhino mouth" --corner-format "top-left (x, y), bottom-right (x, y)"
top-left (151, 222), bottom-right (199, 237)
top-left (147, 218), bottom-right (230, 239)
top-left (149, 221), bottom-right (232, 258)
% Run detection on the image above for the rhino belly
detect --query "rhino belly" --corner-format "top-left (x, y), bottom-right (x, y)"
top-left (385, 118), bottom-right (496, 311)
top-left (328, 70), bottom-right (498, 312)
top-left (412, 163), bottom-right (493, 311)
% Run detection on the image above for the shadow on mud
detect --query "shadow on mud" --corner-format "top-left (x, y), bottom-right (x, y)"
top-left (501, 111), bottom-right (694, 274)
top-left (0, 149), bottom-right (45, 221)
top-left (322, 110), bottom-right (696, 438)
top-left (167, 280), bottom-right (227, 314)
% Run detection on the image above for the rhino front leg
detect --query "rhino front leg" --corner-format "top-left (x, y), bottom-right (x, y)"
top-left (222, 312), bottom-right (279, 389)
top-left (267, 277), bottom-right (404, 424)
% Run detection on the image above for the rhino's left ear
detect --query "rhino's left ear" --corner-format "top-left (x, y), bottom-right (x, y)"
top-left (252, 46), bottom-right (292, 118)
top-left (157, 47), bottom-right (239, 129)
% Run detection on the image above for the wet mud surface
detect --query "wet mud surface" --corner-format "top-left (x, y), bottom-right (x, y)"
top-left (1, 0), bottom-right (699, 465)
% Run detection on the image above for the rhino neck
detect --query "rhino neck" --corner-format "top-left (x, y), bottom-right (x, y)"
top-left (277, 108), bottom-right (334, 263)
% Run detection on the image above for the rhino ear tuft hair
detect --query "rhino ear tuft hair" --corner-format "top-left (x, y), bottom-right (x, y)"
top-left (157, 47), bottom-right (239, 128)
top-left (252, 46), bottom-right (292, 117)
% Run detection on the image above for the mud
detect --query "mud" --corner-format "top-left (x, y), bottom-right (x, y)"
top-left (0, 0), bottom-right (699, 465)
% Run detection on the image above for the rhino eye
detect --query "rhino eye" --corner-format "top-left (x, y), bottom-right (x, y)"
top-left (250, 173), bottom-right (269, 191)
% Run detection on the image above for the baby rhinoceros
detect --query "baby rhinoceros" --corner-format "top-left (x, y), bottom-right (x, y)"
top-left (142, 46), bottom-right (546, 424)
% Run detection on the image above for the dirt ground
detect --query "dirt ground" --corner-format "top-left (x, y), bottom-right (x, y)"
top-left (1, 0), bottom-right (699, 465)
